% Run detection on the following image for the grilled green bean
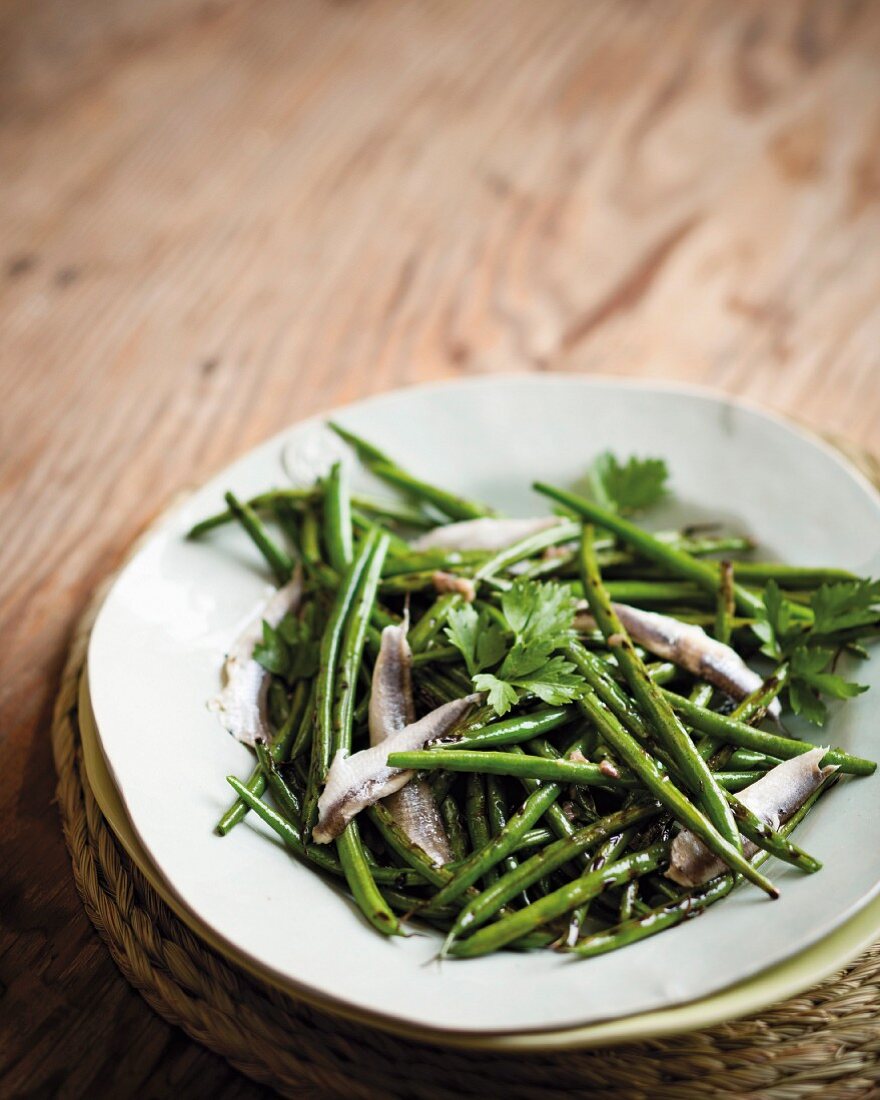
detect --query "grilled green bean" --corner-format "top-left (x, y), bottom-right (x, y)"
top-left (450, 804), bottom-right (659, 938)
top-left (226, 777), bottom-right (422, 886)
top-left (216, 679), bottom-right (309, 835)
top-left (665, 691), bottom-right (876, 776)
top-left (224, 491), bottom-right (294, 584)
top-left (534, 482), bottom-right (767, 618)
top-left (579, 526), bottom-right (741, 850)
top-left (447, 844), bottom-right (669, 958)
top-left (303, 530), bottom-right (379, 833)
top-left (570, 774), bottom-right (834, 956)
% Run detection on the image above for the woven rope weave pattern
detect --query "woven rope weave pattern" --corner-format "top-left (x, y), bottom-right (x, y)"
top-left (51, 444), bottom-right (880, 1099)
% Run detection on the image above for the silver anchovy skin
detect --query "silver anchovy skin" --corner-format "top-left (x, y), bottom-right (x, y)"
top-left (411, 516), bottom-right (563, 552)
top-left (313, 694), bottom-right (480, 844)
top-left (369, 620), bottom-right (454, 865)
top-left (667, 748), bottom-right (835, 886)
top-left (575, 601), bottom-right (781, 719)
top-left (209, 569), bottom-right (303, 745)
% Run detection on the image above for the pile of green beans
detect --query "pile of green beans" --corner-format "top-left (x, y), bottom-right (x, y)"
top-left (190, 424), bottom-right (877, 956)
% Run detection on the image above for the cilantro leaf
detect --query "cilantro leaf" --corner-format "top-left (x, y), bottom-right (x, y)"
top-left (445, 605), bottom-right (507, 677)
top-left (811, 579), bottom-right (880, 636)
top-left (472, 673), bottom-right (520, 716)
top-left (253, 620), bottom-right (289, 677)
top-left (497, 639), bottom-right (555, 680)
top-left (753, 580), bottom-right (805, 658)
top-left (787, 645), bottom-right (868, 725)
top-left (500, 578), bottom-right (576, 648)
top-left (254, 611), bottom-right (319, 682)
top-left (504, 654), bottom-right (585, 706)
top-left (588, 451), bottom-right (669, 514)
top-left (788, 679), bottom-right (828, 726)
top-left (453, 577), bottom-right (583, 715)
top-left (276, 612), bottom-right (303, 646)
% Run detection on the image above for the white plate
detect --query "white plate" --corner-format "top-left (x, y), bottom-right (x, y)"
top-left (88, 375), bottom-right (880, 1037)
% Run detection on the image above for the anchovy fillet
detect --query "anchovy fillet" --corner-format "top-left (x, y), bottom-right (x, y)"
top-left (209, 569), bottom-right (303, 745)
top-left (369, 619), bottom-right (455, 864)
top-left (412, 516), bottom-right (562, 552)
top-left (667, 748), bottom-right (835, 886)
top-left (575, 601), bottom-right (781, 718)
top-left (313, 694), bottom-right (480, 844)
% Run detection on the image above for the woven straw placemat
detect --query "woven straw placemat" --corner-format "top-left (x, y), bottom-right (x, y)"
top-left (51, 439), bottom-right (880, 1099)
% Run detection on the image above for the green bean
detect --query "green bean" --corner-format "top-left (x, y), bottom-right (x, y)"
top-left (329, 530), bottom-right (398, 934)
top-left (575, 577), bottom-right (813, 618)
top-left (355, 495), bottom-right (437, 530)
top-left (447, 844), bottom-right (669, 958)
top-left (371, 462), bottom-right (493, 522)
top-left (570, 774), bottom-right (834, 956)
top-left (188, 489), bottom-right (316, 538)
top-left (715, 561), bottom-right (735, 645)
top-left (505, 745), bottom-right (589, 852)
top-left (441, 706), bottom-right (575, 750)
top-left (464, 774), bottom-right (496, 888)
top-left (427, 768), bottom-right (456, 804)
top-left (567, 646), bottom-right (652, 741)
top-left (226, 777), bottom-right (422, 885)
top-left (410, 645), bottom-right (463, 667)
top-left (323, 461), bottom-right (353, 572)
top-left (388, 749), bottom-right (629, 790)
top-left (534, 482), bottom-right (766, 618)
top-left (440, 794), bottom-right (468, 861)
top-left (255, 741), bottom-right (301, 824)
top-left (486, 775), bottom-right (521, 885)
top-left (333, 416), bottom-right (493, 520)
top-left (299, 507), bottom-right (322, 565)
top-left (579, 526), bottom-right (742, 850)
top-left (713, 770), bottom-right (764, 791)
top-left (664, 690), bottom-right (876, 775)
top-left (216, 680), bottom-right (309, 835)
top-left (568, 655), bottom-right (778, 897)
top-left (566, 818), bottom-right (641, 946)
top-left (409, 594), bottom-right (461, 652)
top-left (302, 530), bottom-right (379, 833)
top-left (432, 782), bottom-right (569, 909)
top-left (696, 667), bottom-right (789, 765)
top-left (333, 531), bottom-right (389, 755)
top-left (266, 679), bottom-right (290, 729)
top-left (727, 748), bottom-right (781, 770)
top-left (288, 680), bottom-right (317, 761)
top-left (603, 580), bottom-right (721, 607)
top-left (619, 880), bottom-right (639, 922)
top-left (351, 509), bottom-right (412, 557)
top-left (573, 874), bottom-right (735, 957)
top-left (472, 520), bottom-right (581, 582)
top-left (512, 827), bottom-right (555, 853)
top-left (336, 821), bottom-right (401, 935)
top-left (449, 803), bottom-right (658, 938)
top-left (380, 570), bottom-right (455, 595)
top-left (224, 491), bottom-right (294, 584)
top-left (272, 499), bottom-right (301, 555)
top-left (382, 549), bottom-right (489, 577)
top-left (725, 792), bottom-right (821, 873)
top-left (217, 761), bottom-right (268, 836)
top-left (327, 420), bottom-right (398, 467)
top-left (716, 562), bottom-right (858, 588)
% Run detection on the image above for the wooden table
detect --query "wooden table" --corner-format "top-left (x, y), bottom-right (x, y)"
top-left (2, 0), bottom-right (879, 1094)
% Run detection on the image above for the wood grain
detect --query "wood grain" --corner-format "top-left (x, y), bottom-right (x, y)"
top-left (1, 0), bottom-right (879, 1095)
